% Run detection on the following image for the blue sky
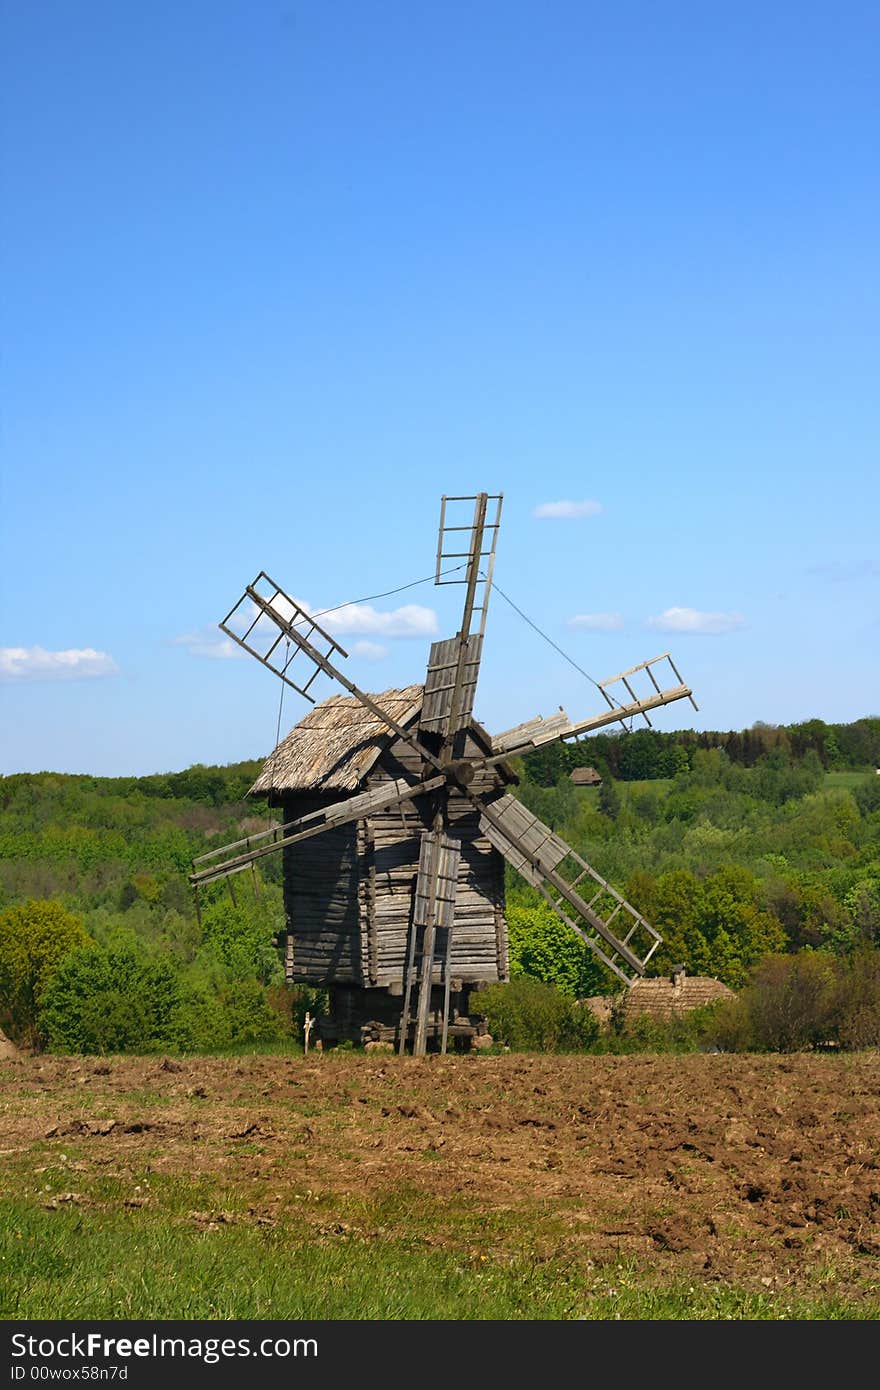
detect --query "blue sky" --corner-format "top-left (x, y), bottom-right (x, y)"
top-left (2, 1), bottom-right (877, 776)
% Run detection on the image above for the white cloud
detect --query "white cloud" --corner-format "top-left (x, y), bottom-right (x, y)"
top-left (0, 646), bottom-right (120, 682)
top-left (318, 602), bottom-right (437, 639)
top-left (647, 606), bottom-right (746, 635)
top-left (266, 594), bottom-right (437, 640)
top-left (567, 612), bottom-right (624, 632)
top-left (533, 499), bottom-right (603, 519)
top-left (352, 640), bottom-right (390, 661)
top-left (171, 630), bottom-right (246, 660)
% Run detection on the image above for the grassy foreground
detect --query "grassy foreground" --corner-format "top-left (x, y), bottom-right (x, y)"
top-left (3, 1050), bottom-right (879, 1321)
top-left (1, 1150), bottom-right (874, 1321)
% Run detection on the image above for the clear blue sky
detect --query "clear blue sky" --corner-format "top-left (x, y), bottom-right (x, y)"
top-left (2, 1), bottom-right (877, 776)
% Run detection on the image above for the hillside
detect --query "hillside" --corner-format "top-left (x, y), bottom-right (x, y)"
top-left (1, 720), bottom-right (879, 1053)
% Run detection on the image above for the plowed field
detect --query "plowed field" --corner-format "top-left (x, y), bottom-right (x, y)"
top-left (2, 1050), bottom-right (879, 1314)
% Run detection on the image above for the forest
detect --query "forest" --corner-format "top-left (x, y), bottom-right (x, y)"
top-left (1, 715), bottom-right (879, 1056)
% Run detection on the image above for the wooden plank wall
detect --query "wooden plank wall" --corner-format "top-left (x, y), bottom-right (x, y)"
top-left (367, 730), bottom-right (507, 988)
top-left (282, 793), bottom-right (361, 984)
top-left (280, 723), bottom-right (509, 991)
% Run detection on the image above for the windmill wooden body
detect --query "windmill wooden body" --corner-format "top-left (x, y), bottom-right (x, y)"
top-left (191, 493), bottom-right (697, 1053)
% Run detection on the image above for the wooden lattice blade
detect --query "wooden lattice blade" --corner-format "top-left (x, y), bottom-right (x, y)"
top-left (219, 572), bottom-right (349, 702)
top-left (189, 773), bottom-right (445, 887)
top-left (419, 634), bottom-right (483, 737)
top-left (476, 794), bottom-right (662, 985)
top-left (413, 830), bottom-right (460, 935)
top-left (407, 830), bottom-right (462, 1057)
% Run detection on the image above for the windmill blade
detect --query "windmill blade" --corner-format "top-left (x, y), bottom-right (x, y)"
top-left (420, 492), bottom-right (503, 744)
top-left (419, 633), bottom-right (483, 737)
top-left (400, 829), bottom-right (461, 1056)
top-left (486, 653), bottom-right (696, 766)
top-left (220, 571), bottom-right (349, 701)
top-left (189, 773), bottom-right (446, 888)
top-left (219, 571), bottom-right (449, 778)
top-left (476, 793), bottom-right (661, 986)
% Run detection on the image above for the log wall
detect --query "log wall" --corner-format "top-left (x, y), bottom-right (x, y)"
top-left (281, 724), bottom-right (509, 990)
top-left (282, 792), bottom-right (361, 984)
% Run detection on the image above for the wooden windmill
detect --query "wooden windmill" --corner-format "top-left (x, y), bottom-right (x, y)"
top-left (190, 493), bottom-right (697, 1053)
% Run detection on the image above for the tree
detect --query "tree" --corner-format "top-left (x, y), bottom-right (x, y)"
top-left (196, 891), bottom-right (285, 984)
top-left (598, 778), bottom-right (621, 820)
top-left (39, 941), bottom-right (183, 1054)
top-left (507, 903), bottom-right (610, 997)
top-left (0, 899), bottom-right (91, 1046)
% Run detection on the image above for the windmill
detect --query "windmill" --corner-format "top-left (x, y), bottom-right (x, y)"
top-left (190, 493), bottom-right (697, 1054)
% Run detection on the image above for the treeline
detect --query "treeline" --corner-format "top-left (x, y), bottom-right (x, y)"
top-left (509, 742), bottom-right (880, 992)
top-left (522, 716), bottom-right (880, 786)
top-left (0, 760), bottom-right (300, 1054)
top-left (1, 732), bottom-right (879, 1055)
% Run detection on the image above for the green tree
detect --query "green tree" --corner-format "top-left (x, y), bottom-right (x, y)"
top-left (507, 902), bottom-right (609, 997)
top-left (196, 892), bottom-right (284, 984)
top-left (0, 899), bottom-right (92, 1046)
top-left (598, 778), bottom-right (621, 820)
top-left (474, 976), bottom-right (600, 1052)
top-left (39, 941), bottom-right (183, 1053)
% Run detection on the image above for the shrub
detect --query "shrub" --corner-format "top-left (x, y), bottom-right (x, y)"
top-left (507, 903), bottom-right (610, 997)
top-left (731, 952), bottom-right (836, 1052)
top-left (473, 976), bottom-right (600, 1052)
top-left (175, 979), bottom-right (287, 1052)
top-left (831, 946), bottom-right (880, 1050)
top-left (196, 893), bottom-right (284, 984)
top-left (39, 942), bottom-right (183, 1054)
top-left (599, 1001), bottom-right (726, 1054)
top-left (0, 899), bottom-right (92, 1046)
top-left (853, 775), bottom-right (880, 818)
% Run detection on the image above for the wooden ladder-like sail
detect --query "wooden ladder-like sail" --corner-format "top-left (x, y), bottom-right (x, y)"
top-left (398, 831), bottom-right (461, 1056)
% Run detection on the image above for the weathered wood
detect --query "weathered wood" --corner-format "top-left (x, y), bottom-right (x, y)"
top-left (419, 635), bottom-right (483, 736)
top-left (475, 792), bottom-right (659, 984)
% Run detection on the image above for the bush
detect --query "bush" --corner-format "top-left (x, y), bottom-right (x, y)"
top-left (599, 1001), bottom-right (726, 1054)
top-left (703, 996), bottom-right (755, 1053)
top-left (831, 946), bottom-right (880, 1049)
top-left (702, 952), bottom-right (837, 1053)
top-left (175, 979), bottom-right (287, 1052)
top-left (507, 903), bottom-right (610, 997)
top-left (196, 893), bottom-right (284, 984)
top-left (0, 899), bottom-right (92, 1046)
top-left (854, 775), bottom-right (880, 818)
top-left (40, 941), bottom-right (183, 1053)
top-left (473, 976), bottom-right (600, 1052)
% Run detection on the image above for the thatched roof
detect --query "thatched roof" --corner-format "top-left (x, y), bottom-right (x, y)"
top-left (251, 685), bottom-right (424, 797)
top-left (624, 971), bottom-right (734, 1018)
top-left (583, 968), bottom-right (734, 1024)
top-left (570, 766), bottom-right (602, 786)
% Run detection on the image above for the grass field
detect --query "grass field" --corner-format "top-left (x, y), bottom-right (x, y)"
top-left (2, 1051), bottom-right (879, 1321)
top-left (825, 770), bottom-right (874, 790)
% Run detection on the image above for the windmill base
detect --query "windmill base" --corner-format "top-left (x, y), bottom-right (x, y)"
top-left (315, 984), bottom-right (492, 1052)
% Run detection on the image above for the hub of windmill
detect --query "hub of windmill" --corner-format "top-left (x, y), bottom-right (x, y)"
top-left (447, 758), bottom-right (475, 787)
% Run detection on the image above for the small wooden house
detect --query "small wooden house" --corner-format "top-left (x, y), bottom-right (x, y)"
top-left (250, 685), bottom-right (515, 1044)
top-left (570, 766), bottom-right (602, 787)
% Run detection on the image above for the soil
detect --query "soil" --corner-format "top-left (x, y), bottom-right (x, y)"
top-left (3, 1050), bottom-right (879, 1302)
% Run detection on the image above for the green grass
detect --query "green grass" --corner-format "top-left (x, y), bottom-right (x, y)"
top-left (825, 770), bottom-right (873, 790)
top-left (1, 1178), bottom-right (875, 1321)
top-left (2, 1201), bottom-right (871, 1320)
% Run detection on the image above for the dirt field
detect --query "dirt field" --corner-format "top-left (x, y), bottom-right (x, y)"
top-left (3, 1050), bottom-right (880, 1307)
